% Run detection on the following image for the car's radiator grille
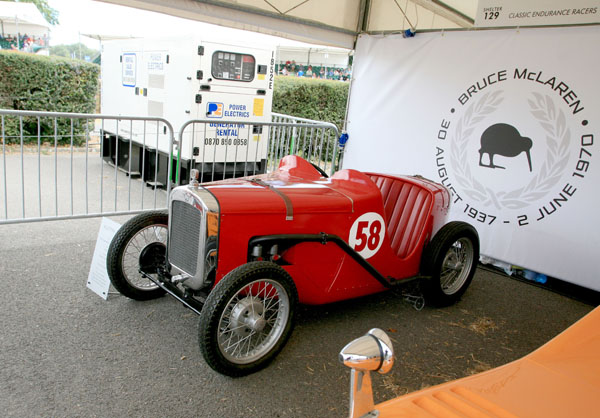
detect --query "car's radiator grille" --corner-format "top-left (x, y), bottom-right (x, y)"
top-left (169, 200), bottom-right (202, 275)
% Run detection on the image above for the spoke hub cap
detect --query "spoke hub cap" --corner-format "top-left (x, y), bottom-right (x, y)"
top-left (230, 297), bottom-right (266, 336)
top-left (443, 252), bottom-right (463, 271)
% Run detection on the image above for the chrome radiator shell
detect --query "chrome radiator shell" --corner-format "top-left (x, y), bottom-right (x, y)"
top-left (168, 185), bottom-right (219, 290)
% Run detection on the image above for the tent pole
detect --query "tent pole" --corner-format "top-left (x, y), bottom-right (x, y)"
top-left (357, 0), bottom-right (371, 33)
top-left (342, 53), bottom-right (354, 135)
top-left (15, 15), bottom-right (19, 50)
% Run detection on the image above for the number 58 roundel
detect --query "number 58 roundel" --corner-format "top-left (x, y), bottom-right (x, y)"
top-left (348, 212), bottom-right (386, 259)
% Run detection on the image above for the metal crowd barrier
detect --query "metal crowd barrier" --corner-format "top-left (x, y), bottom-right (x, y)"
top-left (0, 109), bottom-right (342, 225)
top-left (178, 114), bottom-right (340, 183)
top-left (269, 112), bottom-right (341, 174)
top-left (0, 109), bottom-right (174, 225)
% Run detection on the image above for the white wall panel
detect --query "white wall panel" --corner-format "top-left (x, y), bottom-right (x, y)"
top-left (345, 26), bottom-right (600, 290)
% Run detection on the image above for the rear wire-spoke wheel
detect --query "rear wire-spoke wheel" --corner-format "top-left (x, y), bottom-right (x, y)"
top-left (440, 237), bottom-right (474, 295)
top-left (199, 261), bottom-right (298, 377)
top-left (106, 211), bottom-right (168, 301)
top-left (422, 222), bottom-right (479, 306)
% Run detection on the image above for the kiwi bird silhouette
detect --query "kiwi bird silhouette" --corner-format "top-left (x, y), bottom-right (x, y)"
top-left (478, 123), bottom-right (532, 172)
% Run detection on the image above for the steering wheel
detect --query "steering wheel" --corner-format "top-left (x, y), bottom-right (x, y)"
top-left (311, 163), bottom-right (329, 178)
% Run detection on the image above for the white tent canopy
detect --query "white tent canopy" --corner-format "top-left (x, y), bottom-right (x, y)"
top-left (278, 45), bottom-right (351, 67)
top-left (97, 0), bottom-right (477, 49)
top-left (0, 2), bottom-right (49, 37)
top-left (81, 33), bottom-right (139, 42)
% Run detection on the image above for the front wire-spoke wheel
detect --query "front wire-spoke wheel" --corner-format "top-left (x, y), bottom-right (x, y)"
top-left (219, 279), bottom-right (290, 364)
top-left (107, 211), bottom-right (168, 300)
top-left (199, 262), bottom-right (298, 377)
top-left (422, 222), bottom-right (479, 306)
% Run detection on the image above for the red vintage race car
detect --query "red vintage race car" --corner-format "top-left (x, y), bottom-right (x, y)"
top-left (107, 155), bottom-right (479, 376)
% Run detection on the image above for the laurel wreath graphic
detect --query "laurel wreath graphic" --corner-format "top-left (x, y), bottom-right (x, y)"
top-left (450, 91), bottom-right (571, 210)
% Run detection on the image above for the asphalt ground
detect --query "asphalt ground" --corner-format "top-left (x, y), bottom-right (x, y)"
top-left (0, 152), bottom-right (597, 417)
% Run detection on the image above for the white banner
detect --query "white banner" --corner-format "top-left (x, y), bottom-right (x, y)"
top-left (345, 26), bottom-right (600, 291)
top-left (475, 0), bottom-right (600, 27)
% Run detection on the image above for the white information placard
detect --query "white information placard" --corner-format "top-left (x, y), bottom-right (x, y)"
top-left (475, 0), bottom-right (600, 27)
top-left (87, 218), bottom-right (121, 300)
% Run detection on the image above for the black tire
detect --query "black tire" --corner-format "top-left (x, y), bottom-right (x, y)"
top-left (203, 236), bottom-right (218, 288)
top-left (198, 261), bottom-right (298, 377)
top-left (421, 221), bottom-right (479, 306)
top-left (107, 211), bottom-right (168, 301)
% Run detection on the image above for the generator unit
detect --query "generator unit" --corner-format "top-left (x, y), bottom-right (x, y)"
top-left (100, 35), bottom-right (275, 186)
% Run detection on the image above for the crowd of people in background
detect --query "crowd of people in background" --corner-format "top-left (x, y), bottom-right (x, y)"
top-left (278, 61), bottom-right (351, 82)
top-left (0, 33), bottom-right (48, 53)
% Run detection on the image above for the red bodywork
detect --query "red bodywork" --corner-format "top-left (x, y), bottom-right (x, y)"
top-left (204, 156), bottom-right (450, 305)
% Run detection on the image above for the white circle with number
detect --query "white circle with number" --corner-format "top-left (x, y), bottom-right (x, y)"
top-left (348, 212), bottom-right (386, 259)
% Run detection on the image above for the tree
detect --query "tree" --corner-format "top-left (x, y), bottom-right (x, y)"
top-left (6, 0), bottom-right (59, 25)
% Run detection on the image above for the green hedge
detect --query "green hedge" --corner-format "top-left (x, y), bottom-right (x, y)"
top-left (0, 51), bottom-right (99, 144)
top-left (0, 62), bottom-right (342, 146)
top-left (272, 76), bottom-right (348, 131)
